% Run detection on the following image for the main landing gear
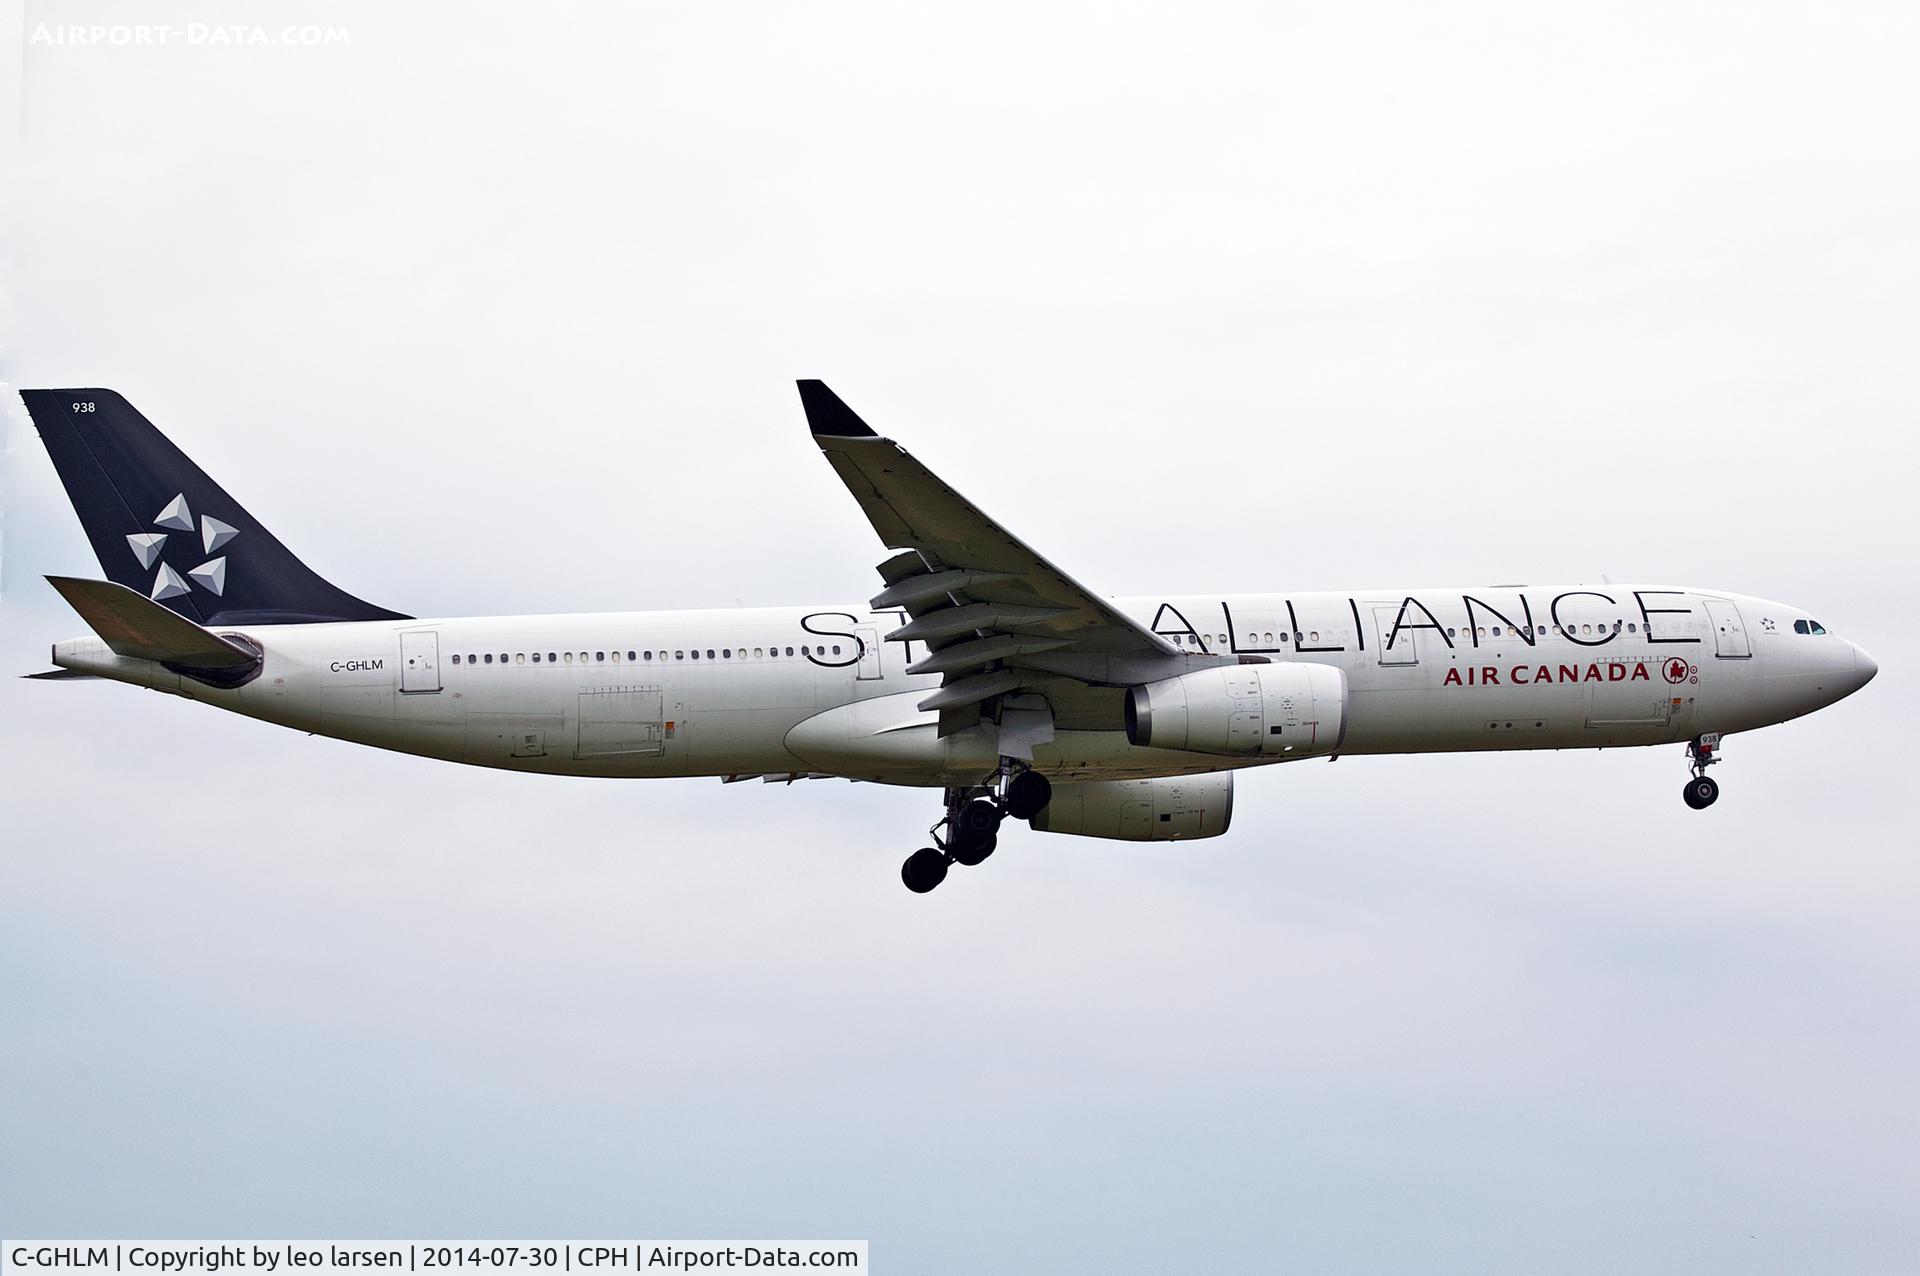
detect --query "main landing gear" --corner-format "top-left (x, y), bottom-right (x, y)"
top-left (900, 765), bottom-right (1053, 894)
top-left (1683, 733), bottom-right (1722, 810)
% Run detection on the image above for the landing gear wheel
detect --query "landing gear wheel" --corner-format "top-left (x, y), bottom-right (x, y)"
top-left (955, 798), bottom-right (1002, 840)
top-left (1004, 771), bottom-right (1052, 821)
top-left (1683, 775), bottom-right (1720, 810)
top-left (902, 847), bottom-right (949, 893)
top-left (950, 828), bottom-right (998, 867)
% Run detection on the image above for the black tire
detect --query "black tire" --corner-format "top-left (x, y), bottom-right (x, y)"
top-left (1683, 775), bottom-right (1720, 810)
top-left (902, 847), bottom-right (949, 893)
top-left (1004, 771), bottom-right (1053, 820)
top-left (956, 798), bottom-right (1002, 838)
top-left (950, 828), bottom-right (998, 867)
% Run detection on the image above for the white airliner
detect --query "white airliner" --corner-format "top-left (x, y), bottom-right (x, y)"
top-left (22, 382), bottom-right (1878, 891)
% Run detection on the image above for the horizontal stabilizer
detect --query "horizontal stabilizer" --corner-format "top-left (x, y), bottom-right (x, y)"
top-left (23, 668), bottom-right (101, 680)
top-left (46, 575), bottom-right (258, 668)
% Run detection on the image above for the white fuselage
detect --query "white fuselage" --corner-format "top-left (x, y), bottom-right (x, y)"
top-left (52, 585), bottom-right (1876, 787)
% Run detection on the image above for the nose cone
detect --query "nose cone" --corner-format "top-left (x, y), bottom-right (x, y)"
top-left (1853, 642), bottom-right (1879, 689)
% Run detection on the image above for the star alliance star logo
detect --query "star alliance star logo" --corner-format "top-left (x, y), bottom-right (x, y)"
top-left (127, 493), bottom-right (238, 601)
top-left (1760, 616), bottom-right (1777, 632)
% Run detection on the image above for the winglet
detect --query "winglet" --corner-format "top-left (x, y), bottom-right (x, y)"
top-left (796, 380), bottom-right (877, 438)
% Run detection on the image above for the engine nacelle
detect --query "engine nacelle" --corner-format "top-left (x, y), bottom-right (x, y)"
top-left (1031, 773), bottom-right (1233, 841)
top-left (1124, 661), bottom-right (1347, 758)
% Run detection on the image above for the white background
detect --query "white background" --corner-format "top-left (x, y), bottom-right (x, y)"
top-left (3, 3), bottom-right (1916, 1272)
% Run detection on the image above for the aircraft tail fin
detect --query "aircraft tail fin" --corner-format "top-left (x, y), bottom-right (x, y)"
top-left (19, 388), bottom-right (409, 625)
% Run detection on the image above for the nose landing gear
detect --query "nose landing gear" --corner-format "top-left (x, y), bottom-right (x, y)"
top-left (897, 764), bottom-right (1054, 892)
top-left (1683, 733), bottom-right (1722, 809)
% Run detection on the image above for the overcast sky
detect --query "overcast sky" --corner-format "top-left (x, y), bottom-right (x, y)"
top-left (3, 2), bottom-right (1916, 1272)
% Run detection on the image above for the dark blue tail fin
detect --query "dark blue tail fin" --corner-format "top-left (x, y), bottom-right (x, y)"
top-left (21, 388), bottom-right (409, 625)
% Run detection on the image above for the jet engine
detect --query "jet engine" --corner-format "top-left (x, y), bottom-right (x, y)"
top-left (1124, 661), bottom-right (1347, 758)
top-left (1030, 773), bottom-right (1233, 841)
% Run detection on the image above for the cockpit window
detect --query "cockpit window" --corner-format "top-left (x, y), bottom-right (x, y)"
top-left (1794, 619), bottom-right (1808, 634)
top-left (1794, 619), bottom-right (1828, 635)
top-left (1810, 620), bottom-right (1827, 635)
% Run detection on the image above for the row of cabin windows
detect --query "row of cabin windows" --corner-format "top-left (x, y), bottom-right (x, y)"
top-left (1172, 620), bottom-right (1653, 647)
top-left (450, 644), bottom-right (845, 667)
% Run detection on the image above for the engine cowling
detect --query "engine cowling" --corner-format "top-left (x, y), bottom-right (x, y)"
top-left (1124, 661), bottom-right (1347, 758)
top-left (1030, 773), bottom-right (1233, 841)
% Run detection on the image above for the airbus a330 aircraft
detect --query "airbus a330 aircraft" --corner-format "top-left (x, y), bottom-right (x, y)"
top-left (22, 383), bottom-right (1877, 891)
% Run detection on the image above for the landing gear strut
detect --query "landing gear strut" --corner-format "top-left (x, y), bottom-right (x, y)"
top-left (897, 763), bottom-right (1053, 892)
top-left (1683, 734), bottom-right (1722, 810)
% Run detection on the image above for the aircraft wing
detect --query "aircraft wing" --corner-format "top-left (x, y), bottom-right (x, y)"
top-left (799, 380), bottom-right (1185, 737)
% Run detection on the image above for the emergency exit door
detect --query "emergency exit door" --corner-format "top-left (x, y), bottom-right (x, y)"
top-left (400, 630), bottom-right (441, 693)
top-left (855, 626), bottom-right (883, 680)
top-left (1373, 606), bottom-right (1418, 665)
top-left (1703, 598), bottom-right (1751, 658)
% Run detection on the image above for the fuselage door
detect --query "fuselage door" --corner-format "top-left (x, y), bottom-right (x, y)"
top-left (400, 630), bottom-right (441, 693)
top-left (854, 626), bottom-right (883, 680)
top-left (1703, 598), bottom-right (1752, 658)
top-left (1373, 606), bottom-right (1418, 666)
